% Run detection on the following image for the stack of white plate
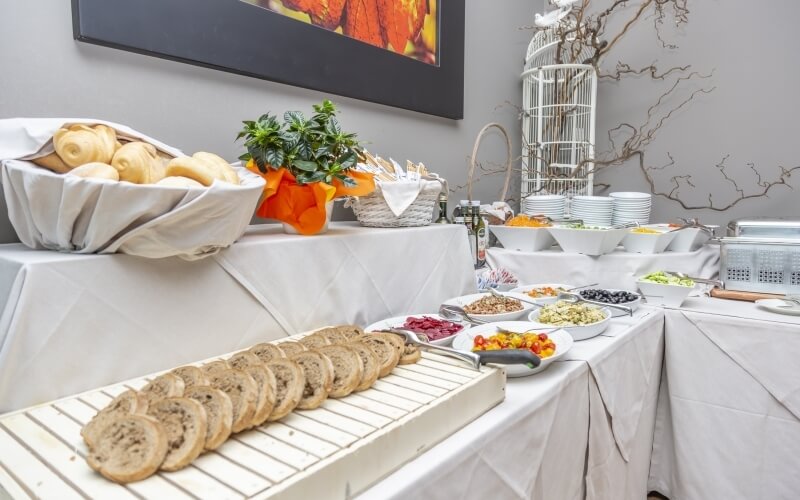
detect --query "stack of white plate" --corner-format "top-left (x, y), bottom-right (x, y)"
top-left (570, 196), bottom-right (614, 226)
top-left (611, 192), bottom-right (652, 225)
top-left (523, 195), bottom-right (566, 218)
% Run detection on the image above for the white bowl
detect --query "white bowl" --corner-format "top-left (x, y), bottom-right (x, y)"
top-left (442, 292), bottom-right (536, 322)
top-left (636, 279), bottom-right (696, 307)
top-left (622, 229), bottom-right (678, 254)
top-left (547, 226), bottom-right (628, 256)
top-left (667, 227), bottom-right (716, 252)
top-left (365, 314), bottom-right (467, 346)
top-left (576, 288), bottom-right (641, 317)
top-left (510, 283), bottom-right (575, 305)
top-left (488, 225), bottom-right (556, 252)
top-left (527, 306), bottom-right (611, 341)
top-left (451, 321), bottom-right (573, 377)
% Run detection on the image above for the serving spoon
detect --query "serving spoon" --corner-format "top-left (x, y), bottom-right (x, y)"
top-left (438, 304), bottom-right (489, 325)
top-left (662, 271), bottom-right (722, 287)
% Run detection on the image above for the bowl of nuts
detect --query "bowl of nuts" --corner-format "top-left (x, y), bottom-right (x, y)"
top-left (442, 292), bottom-right (536, 323)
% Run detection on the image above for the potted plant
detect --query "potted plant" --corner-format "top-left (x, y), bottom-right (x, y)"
top-left (237, 100), bottom-right (375, 235)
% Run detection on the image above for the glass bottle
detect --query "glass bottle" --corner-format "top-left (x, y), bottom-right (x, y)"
top-left (434, 193), bottom-right (451, 224)
top-left (463, 203), bottom-right (474, 232)
top-left (473, 200), bottom-right (487, 268)
top-left (453, 199), bottom-right (469, 221)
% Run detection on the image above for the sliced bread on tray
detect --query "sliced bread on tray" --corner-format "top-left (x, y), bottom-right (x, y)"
top-left (140, 373), bottom-right (185, 406)
top-left (336, 325), bottom-right (365, 340)
top-left (291, 350), bottom-right (334, 410)
top-left (317, 345), bottom-right (363, 398)
top-left (348, 341), bottom-right (381, 392)
top-left (361, 334), bottom-right (401, 378)
top-left (209, 369), bottom-right (258, 433)
top-left (243, 364), bottom-right (277, 427)
top-left (147, 397), bottom-right (207, 472)
top-left (184, 386), bottom-right (233, 451)
top-left (201, 359), bottom-right (230, 376)
top-left (87, 415), bottom-right (167, 484)
top-left (265, 359), bottom-right (305, 421)
top-left (228, 351), bottom-right (263, 370)
top-left (81, 389), bottom-right (149, 449)
top-left (298, 333), bottom-right (330, 350)
top-left (171, 366), bottom-right (209, 388)
top-left (248, 342), bottom-right (285, 363)
top-left (274, 341), bottom-right (306, 357)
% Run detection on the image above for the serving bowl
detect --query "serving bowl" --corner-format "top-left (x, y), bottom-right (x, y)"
top-left (644, 224), bottom-right (718, 252)
top-left (547, 226), bottom-right (628, 256)
top-left (622, 228), bottom-right (678, 254)
top-left (442, 292), bottom-right (536, 322)
top-left (577, 288), bottom-right (641, 317)
top-left (528, 305), bottom-right (612, 341)
top-left (510, 283), bottom-right (575, 305)
top-left (365, 314), bottom-right (466, 346)
top-left (451, 321), bottom-right (573, 377)
top-left (488, 225), bottom-right (556, 252)
top-left (636, 279), bottom-right (696, 307)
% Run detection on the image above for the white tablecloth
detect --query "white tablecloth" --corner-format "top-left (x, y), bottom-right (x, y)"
top-left (0, 223), bottom-right (476, 412)
top-left (486, 245), bottom-right (719, 290)
top-left (649, 298), bottom-right (800, 499)
top-left (360, 308), bottom-right (665, 500)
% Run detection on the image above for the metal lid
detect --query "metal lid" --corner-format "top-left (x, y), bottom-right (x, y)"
top-left (727, 217), bottom-right (800, 238)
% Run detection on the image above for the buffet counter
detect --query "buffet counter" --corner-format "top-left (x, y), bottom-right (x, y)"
top-left (486, 245), bottom-right (719, 290)
top-left (649, 298), bottom-right (800, 500)
top-left (0, 223), bottom-right (476, 412)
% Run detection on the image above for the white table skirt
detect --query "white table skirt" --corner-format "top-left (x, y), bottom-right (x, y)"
top-left (486, 245), bottom-right (719, 290)
top-left (0, 223), bottom-right (476, 413)
top-left (361, 308), bottom-right (665, 500)
top-left (649, 298), bottom-right (800, 499)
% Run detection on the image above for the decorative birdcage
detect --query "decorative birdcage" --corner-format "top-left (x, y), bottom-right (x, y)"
top-left (521, 24), bottom-right (597, 201)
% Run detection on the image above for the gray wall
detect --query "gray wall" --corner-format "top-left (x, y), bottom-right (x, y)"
top-left (560, 0), bottom-right (800, 228)
top-left (0, 0), bottom-right (534, 242)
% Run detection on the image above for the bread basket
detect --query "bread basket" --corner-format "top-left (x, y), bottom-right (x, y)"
top-left (347, 178), bottom-right (443, 228)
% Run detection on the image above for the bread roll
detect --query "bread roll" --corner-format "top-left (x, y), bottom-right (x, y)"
top-left (111, 141), bottom-right (162, 184)
top-left (165, 157), bottom-right (219, 186)
top-left (53, 124), bottom-right (117, 167)
top-left (156, 176), bottom-right (205, 188)
top-left (32, 152), bottom-right (73, 174)
top-left (67, 162), bottom-right (119, 181)
top-left (86, 415), bottom-right (167, 484)
top-left (192, 152), bottom-right (240, 185)
top-left (147, 397), bottom-right (208, 471)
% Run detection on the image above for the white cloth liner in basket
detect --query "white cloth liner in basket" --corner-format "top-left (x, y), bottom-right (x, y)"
top-left (0, 118), bottom-right (265, 260)
top-left (346, 177), bottom-right (444, 228)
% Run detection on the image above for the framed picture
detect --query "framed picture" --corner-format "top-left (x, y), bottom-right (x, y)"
top-left (71, 0), bottom-right (465, 119)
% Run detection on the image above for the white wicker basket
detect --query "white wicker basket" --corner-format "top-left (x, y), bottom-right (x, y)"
top-left (348, 180), bottom-right (443, 228)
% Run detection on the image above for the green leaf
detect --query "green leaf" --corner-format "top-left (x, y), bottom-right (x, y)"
top-left (266, 148), bottom-right (285, 168)
top-left (284, 110), bottom-right (305, 124)
top-left (339, 151), bottom-right (357, 169)
top-left (293, 159), bottom-right (318, 172)
top-left (238, 152), bottom-right (251, 161)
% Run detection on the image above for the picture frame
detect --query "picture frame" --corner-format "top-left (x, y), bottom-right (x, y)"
top-left (71, 0), bottom-right (465, 119)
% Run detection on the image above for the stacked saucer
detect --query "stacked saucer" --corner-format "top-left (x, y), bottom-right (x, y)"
top-left (610, 192), bottom-right (652, 225)
top-left (523, 195), bottom-right (566, 218)
top-left (570, 196), bottom-right (614, 227)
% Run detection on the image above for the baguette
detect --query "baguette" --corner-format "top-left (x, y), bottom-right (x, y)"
top-left (275, 341), bottom-right (306, 357)
top-left (86, 415), bottom-right (167, 484)
top-left (184, 386), bottom-right (233, 451)
top-left (140, 373), bottom-right (185, 406)
top-left (360, 334), bottom-right (401, 378)
top-left (148, 397), bottom-right (207, 471)
top-left (336, 325), bottom-right (365, 341)
top-left (291, 350), bottom-right (334, 410)
top-left (228, 351), bottom-right (262, 370)
top-left (249, 342), bottom-right (285, 364)
top-left (314, 327), bottom-right (347, 344)
top-left (265, 359), bottom-right (305, 421)
top-left (81, 390), bottom-right (148, 449)
top-left (201, 360), bottom-right (230, 375)
top-left (243, 364), bottom-right (277, 427)
top-left (171, 366), bottom-right (209, 389)
top-left (298, 333), bottom-right (330, 350)
top-left (348, 341), bottom-right (380, 392)
top-left (317, 345), bottom-right (363, 398)
top-left (209, 369), bottom-right (258, 433)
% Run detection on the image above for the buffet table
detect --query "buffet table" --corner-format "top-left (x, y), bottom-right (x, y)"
top-left (486, 245), bottom-right (719, 290)
top-left (649, 298), bottom-right (800, 500)
top-left (0, 223), bottom-right (475, 412)
top-left (360, 307), bottom-right (665, 500)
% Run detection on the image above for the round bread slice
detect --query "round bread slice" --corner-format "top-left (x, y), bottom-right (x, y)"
top-left (147, 397), bottom-right (207, 472)
top-left (336, 325), bottom-right (365, 341)
top-left (348, 341), bottom-right (381, 392)
top-left (317, 345), bottom-right (363, 398)
top-left (140, 373), bottom-right (185, 406)
top-left (201, 360), bottom-right (230, 375)
top-left (361, 334), bottom-right (401, 378)
top-left (87, 415), bottom-right (167, 484)
top-left (184, 386), bottom-right (233, 451)
top-left (265, 359), bottom-right (305, 421)
top-left (275, 341), bottom-right (306, 357)
top-left (298, 333), bottom-right (330, 350)
top-left (81, 390), bottom-right (148, 449)
top-left (291, 351), bottom-right (334, 410)
top-left (243, 365), bottom-right (277, 427)
top-left (315, 327), bottom-right (347, 345)
top-left (249, 342), bottom-right (285, 363)
top-left (228, 351), bottom-right (262, 370)
top-left (171, 366), bottom-right (209, 388)
top-left (209, 369), bottom-right (258, 433)
top-left (399, 343), bottom-right (422, 365)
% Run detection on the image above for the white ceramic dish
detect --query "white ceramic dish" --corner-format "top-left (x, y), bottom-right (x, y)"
top-left (643, 224), bottom-right (718, 252)
top-left (576, 288), bottom-right (641, 317)
top-left (442, 292), bottom-right (536, 322)
top-left (755, 299), bottom-right (800, 316)
top-left (636, 279), bottom-right (696, 307)
top-left (488, 225), bottom-right (556, 252)
top-left (547, 226), bottom-right (628, 256)
top-left (451, 321), bottom-right (573, 377)
top-left (527, 306), bottom-right (612, 341)
top-left (365, 314), bottom-right (467, 346)
top-left (510, 283), bottom-right (575, 305)
top-left (622, 229), bottom-right (678, 254)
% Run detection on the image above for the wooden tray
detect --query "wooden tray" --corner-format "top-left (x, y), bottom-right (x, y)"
top-left (0, 347), bottom-right (505, 499)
